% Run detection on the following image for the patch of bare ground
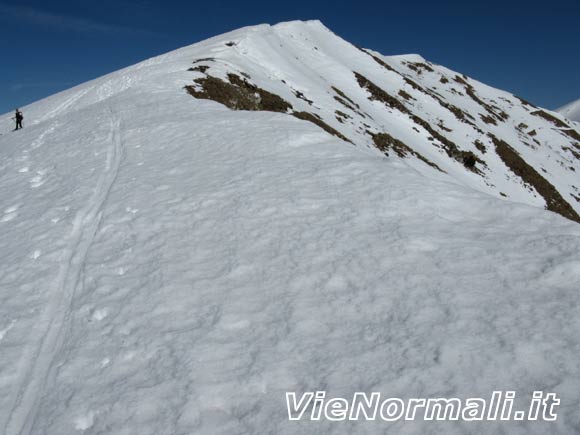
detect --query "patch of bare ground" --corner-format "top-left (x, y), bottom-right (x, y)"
top-left (185, 74), bottom-right (293, 112)
top-left (480, 114), bottom-right (497, 125)
top-left (516, 95), bottom-right (537, 109)
top-left (474, 140), bottom-right (487, 153)
top-left (331, 86), bottom-right (369, 119)
top-left (370, 132), bottom-right (443, 172)
top-left (562, 146), bottom-right (580, 161)
top-left (185, 74), bottom-right (352, 143)
top-left (489, 133), bottom-right (580, 223)
top-left (355, 72), bottom-right (409, 113)
top-left (360, 50), bottom-right (398, 73)
top-left (407, 62), bottom-right (434, 74)
top-left (193, 58), bottom-right (215, 64)
top-left (531, 110), bottom-right (569, 128)
top-left (355, 72), bottom-right (484, 172)
top-left (437, 120), bottom-right (452, 132)
top-left (531, 110), bottom-right (580, 143)
top-left (188, 65), bottom-right (210, 73)
top-left (332, 87), bottom-right (359, 108)
top-left (398, 89), bottom-right (414, 101)
top-left (335, 110), bottom-right (351, 123)
top-left (403, 77), bottom-right (475, 124)
top-left (440, 76), bottom-right (449, 84)
top-left (292, 112), bottom-right (352, 143)
top-left (453, 75), bottom-right (509, 122)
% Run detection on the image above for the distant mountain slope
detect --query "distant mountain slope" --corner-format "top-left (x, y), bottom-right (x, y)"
top-left (558, 98), bottom-right (580, 122)
top-left (1, 20), bottom-right (580, 435)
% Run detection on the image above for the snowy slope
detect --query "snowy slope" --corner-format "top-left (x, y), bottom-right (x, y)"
top-left (179, 21), bottom-right (580, 223)
top-left (0, 20), bottom-right (580, 435)
top-left (558, 98), bottom-right (580, 122)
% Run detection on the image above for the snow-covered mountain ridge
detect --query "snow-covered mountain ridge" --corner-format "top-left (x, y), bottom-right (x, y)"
top-left (1, 20), bottom-right (580, 435)
top-left (181, 21), bottom-right (580, 223)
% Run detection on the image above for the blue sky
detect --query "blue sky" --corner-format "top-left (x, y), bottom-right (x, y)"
top-left (1, 0), bottom-right (578, 114)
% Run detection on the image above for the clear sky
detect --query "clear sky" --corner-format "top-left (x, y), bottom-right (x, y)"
top-left (1, 0), bottom-right (578, 115)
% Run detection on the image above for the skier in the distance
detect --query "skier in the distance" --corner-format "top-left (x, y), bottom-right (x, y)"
top-left (14, 109), bottom-right (23, 130)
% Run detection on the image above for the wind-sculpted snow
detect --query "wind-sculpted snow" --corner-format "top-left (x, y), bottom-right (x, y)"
top-left (0, 20), bottom-right (580, 435)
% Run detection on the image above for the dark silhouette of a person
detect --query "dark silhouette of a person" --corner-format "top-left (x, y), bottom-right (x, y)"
top-left (14, 109), bottom-right (23, 130)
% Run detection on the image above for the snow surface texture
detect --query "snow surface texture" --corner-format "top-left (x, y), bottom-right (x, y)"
top-left (0, 20), bottom-right (579, 435)
top-left (558, 98), bottom-right (580, 123)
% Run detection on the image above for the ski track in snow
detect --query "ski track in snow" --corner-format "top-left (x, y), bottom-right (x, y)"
top-left (34, 89), bottom-right (92, 125)
top-left (2, 110), bottom-right (123, 435)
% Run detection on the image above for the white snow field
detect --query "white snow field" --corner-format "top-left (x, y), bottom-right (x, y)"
top-left (558, 99), bottom-right (580, 123)
top-left (0, 20), bottom-right (580, 435)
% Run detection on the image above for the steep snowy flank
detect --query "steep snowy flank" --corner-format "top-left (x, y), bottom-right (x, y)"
top-left (180, 21), bottom-right (580, 223)
top-left (558, 98), bottom-right (580, 122)
top-left (1, 20), bottom-right (580, 435)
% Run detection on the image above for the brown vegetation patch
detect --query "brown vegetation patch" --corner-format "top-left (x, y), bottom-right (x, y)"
top-left (185, 73), bottom-right (354, 143)
top-left (185, 74), bottom-right (293, 113)
top-left (489, 134), bottom-right (580, 223)
top-left (407, 62), bottom-right (434, 74)
top-left (403, 77), bottom-right (473, 123)
top-left (332, 86), bottom-right (359, 107)
top-left (356, 72), bottom-right (409, 114)
top-left (516, 96), bottom-right (537, 108)
top-left (410, 114), bottom-right (483, 170)
top-left (562, 146), bottom-right (580, 161)
top-left (188, 65), bottom-right (210, 74)
top-left (292, 112), bottom-right (352, 143)
top-left (440, 76), bottom-right (449, 84)
top-left (333, 96), bottom-right (359, 115)
top-left (437, 120), bottom-right (452, 132)
top-left (454, 75), bottom-right (469, 86)
top-left (563, 129), bottom-right (580, 142)
top-left (531, 110), bottom-right (580, 142)
top-left (335, 110), bottom-right (351, 124)
top-left (464, 85), bottom-right (508, 121)
top-left (398, 89), bottom-right (414, 101)
top-left (480, 114), bottom-right (498, 125)
top-left (531, 110), bottom-right (569, 128)
top-left (371, 132), bottom-right (443, 172)
top-left (528, 129), bottom-right (537, 137)
top-left (474, 140), bottom-right (487, 153)
top-left (355, 72), bottom-right (484, 171)
top-left (193, 58), bottom-right (215, 64)
top-left (361, 50), bottom-right (398, 72)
